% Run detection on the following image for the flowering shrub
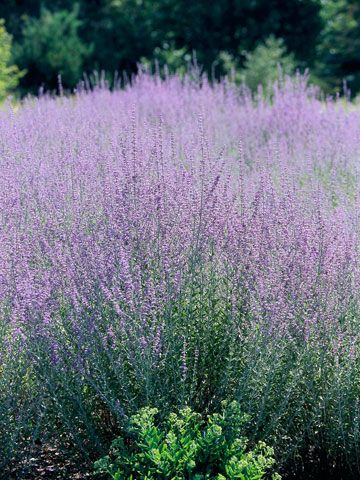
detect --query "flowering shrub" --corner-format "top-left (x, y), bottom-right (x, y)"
top-left (94, 401), bottom-right (281, 480)
top-left (0, 72), bottom-right (359, 478)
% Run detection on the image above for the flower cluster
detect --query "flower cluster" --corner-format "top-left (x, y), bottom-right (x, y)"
top-left (0, 73), bottom-right (359, 477)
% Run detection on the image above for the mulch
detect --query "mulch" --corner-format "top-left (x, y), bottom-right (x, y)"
top-left (5, 443), bottom-right (96, 480)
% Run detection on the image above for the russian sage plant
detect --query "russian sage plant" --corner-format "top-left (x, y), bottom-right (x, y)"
top-left (0, 72), bottom-right (359, 478)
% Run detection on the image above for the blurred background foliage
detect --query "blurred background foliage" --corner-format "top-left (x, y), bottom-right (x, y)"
top-left (0, 18), bottom-right (24, 101)
top-left (0, 0), bottom-right (360, 97)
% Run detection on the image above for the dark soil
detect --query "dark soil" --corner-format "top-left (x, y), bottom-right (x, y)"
top-left (5, 443), bottom-right (95, 480)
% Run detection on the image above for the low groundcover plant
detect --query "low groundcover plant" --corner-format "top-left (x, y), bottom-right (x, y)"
top-left (94, 401), bottom-right (281, 480)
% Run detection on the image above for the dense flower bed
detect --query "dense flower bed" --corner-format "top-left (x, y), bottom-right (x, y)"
top-left (0, 73), bottom-right (359, 479)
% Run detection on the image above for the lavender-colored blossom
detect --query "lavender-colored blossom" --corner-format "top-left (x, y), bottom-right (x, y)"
top-left (0, 72), bottom-right (359, 476)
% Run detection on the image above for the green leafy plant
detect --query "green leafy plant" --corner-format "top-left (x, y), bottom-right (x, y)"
top-left (94, 401), bottom-right (280, 480)
top-left (13, 5), bottom-right (92, 92)
top-left (141, 43), bottom-right (193, 77)
top-left (242, 36), bottom-right (295, 92)
top-left (0, 19), bottom-right (24, 101)
top-left (220, 36), bottom-right (296, 94)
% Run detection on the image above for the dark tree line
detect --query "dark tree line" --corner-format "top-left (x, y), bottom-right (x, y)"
top-left (1, 0), bottom-right (360, 95)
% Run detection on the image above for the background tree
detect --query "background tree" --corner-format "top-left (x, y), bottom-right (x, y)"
top-left (4, 0), bottom-right (360, 95)
top-left (130, 0), bottom-right (322, 75)
top-left (0, 19), bottom-right (23, 101)
top-left (78, 0), bottom-right (155, 75)
top-left (218, 36), bottom-right (296, 94)
top-left (12, 5), bottom-right (92, 93)
top-left (317, 0), bottom-right (360, 94)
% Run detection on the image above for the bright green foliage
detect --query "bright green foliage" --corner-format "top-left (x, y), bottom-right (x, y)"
top-left (13, 5), bottom-right (91, 92)
top-left (94, 401), bottom-right (280, 480)
top-left (140, 44), bottom-right (193, 77)
top-left (240, 37), bottom-right (295, 93)
top-left (218, 36), bottom-right (296, 95)
top-left (0, 19), bottom-right (23, 101)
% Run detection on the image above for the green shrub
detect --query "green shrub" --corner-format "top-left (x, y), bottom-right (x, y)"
top-left (241, 36), bottom-right (295, 92)
top-left (0, 19), bottom-right (23, 101)
top-left (13, 5), bottom-right (92, 92)
top-left (94, 401), bottom-right (280, 480)
top-left (220, 36), bottom-right (296, 94)
top-left (141, 43), bottom-right (193, 77)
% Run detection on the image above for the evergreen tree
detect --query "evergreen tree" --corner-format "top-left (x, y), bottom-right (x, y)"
top-left (317, 0), bottom-right (360, 94)
top-left (0, 0), bottom-right (326, 94)
top-left (13, 5), bottom-right (91, 93)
